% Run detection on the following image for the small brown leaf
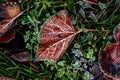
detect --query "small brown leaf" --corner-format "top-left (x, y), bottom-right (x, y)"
top-left (35, 10), bottom-right (77, 62)
top-left (11, 52), bottom-right (31, 63)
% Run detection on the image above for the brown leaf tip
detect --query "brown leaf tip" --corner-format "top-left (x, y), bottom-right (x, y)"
top-left (0, 2), bottom-right (20, 19)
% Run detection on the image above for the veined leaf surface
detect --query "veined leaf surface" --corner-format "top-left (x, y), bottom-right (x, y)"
top-left (35, 10), bottom-right (77, 62)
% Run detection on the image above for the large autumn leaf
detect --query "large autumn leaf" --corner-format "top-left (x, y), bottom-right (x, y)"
top-left (99, 23), bottom-right (120, 79)
top-left (0, 2), bottom-right (23, 43)
top-left (35, 10), bottom-right (79, 62)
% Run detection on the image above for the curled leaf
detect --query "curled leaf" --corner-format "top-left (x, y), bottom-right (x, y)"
top-left (35, 10), bottom-right (77, 62)
top-left (0, 2), bottom-right (23, 43)
top-left (0, 2), bottom-right (20, 19)
top-left (99, 23), bottom-right (120, 79)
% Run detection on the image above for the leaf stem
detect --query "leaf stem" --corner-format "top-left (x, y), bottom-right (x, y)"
top-left (76, 28), bottom-right (109, 34)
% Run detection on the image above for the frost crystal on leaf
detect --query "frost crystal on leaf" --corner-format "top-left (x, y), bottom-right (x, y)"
top-left (35, 10), bottom-right (77, 62)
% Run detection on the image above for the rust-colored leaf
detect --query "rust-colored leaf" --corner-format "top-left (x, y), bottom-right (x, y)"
top-left (0, 2), bottom-right (23, 43)
top-left (35, 10), bottom-right (77, 62)
top-left (99, 23), bottom-right (120, 79)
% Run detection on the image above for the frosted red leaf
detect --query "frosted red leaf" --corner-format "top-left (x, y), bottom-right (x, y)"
top-left (35, 10), bottom-right (77, 62)
top-left (0, 2), bottom-right (23, 43)
top-left (99, 23), bottom-right (120, 79)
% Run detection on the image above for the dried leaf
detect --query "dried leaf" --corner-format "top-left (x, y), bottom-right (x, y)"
top-left (35, 10), bottom-right (77, 62)
top-left (99, 23), bottom-right (120, 79)
top-left (0, 2), bottom-right (20, 19)
top-left (0, 2), bottom-right (23, 43)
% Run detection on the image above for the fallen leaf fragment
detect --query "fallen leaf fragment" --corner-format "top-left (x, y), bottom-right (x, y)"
top-left (104, 76), bottom-right (113, 80)
top-left (88, 0), bottom-right (98, 3)
top-left (35, 10), bottom-right (77, 62)
top-left (0, 2), bottom-right (23, 43)
top-left (99, 23), bottom-right (120, 79)
top-left (11, 52), bottom-right (31, 63)
top-left (0, 77), bottom-right (14, 80)
top-left (0, 28), bottom-right (16, 43)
